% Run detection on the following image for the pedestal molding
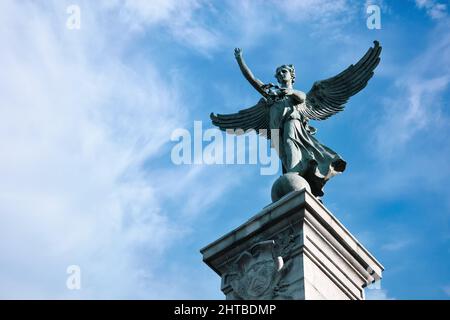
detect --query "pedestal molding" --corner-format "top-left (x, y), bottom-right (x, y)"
top-left (201, 189), bottom-right (384, 300)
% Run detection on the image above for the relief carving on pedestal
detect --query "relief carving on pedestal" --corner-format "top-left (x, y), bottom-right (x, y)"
top-left (222, 237), bottom-right (296, 300)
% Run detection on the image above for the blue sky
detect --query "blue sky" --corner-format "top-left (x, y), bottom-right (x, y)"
top-left (0, 0), bottom-right (449, 299)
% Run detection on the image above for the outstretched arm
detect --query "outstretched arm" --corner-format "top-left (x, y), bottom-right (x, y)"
top-left (234, 48), bottom-right (267, 97)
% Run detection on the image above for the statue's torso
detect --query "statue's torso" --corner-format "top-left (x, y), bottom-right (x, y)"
top-left (269, 96), bottom-right (303, 129)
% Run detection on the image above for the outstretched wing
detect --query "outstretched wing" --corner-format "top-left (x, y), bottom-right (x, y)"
top-left (300, 41), bottom-right (382, 121)
top-left (210, 98), bottom-right (271, 138)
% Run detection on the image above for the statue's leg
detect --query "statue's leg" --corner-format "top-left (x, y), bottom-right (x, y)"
top-left (272, 128), bottom-right (287, 174)
top-left (283, 119), bottom-right (324, 197)
top-left (283, 119), bottom-right (301, 172)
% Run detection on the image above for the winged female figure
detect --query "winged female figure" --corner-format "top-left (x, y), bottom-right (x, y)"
top-left (211, 41), bottom-right (382, 197)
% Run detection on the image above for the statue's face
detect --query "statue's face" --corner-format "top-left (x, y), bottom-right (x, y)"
top-left (276, 67), bottom-right (292, 83)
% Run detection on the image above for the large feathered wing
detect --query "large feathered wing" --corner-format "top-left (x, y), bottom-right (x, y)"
top-left (299, 41), bottom-right (382, 121)
top-left (210, 98), bottom-right (271, 138)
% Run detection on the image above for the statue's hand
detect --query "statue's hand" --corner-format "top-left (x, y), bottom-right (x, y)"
top-left (234, 48), bottom-right (243, 60)
top-left (261, 82), bottom-right (275, 89)
top-left (280, 88), bottom-right (294, 96)
top-left (261, 83), bottom-right (276, 93)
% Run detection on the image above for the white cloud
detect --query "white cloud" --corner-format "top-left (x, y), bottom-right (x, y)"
top-left (376, 75), bottom-right (449, 156)
top-left (253, 0), bottom-right (357, 41)
top-left (415, 0), bottom-right (448, 19)
top-left (277, 0), bottom-right (353, 22)
top-left (374, 25), bottom-right (450, 158)
top-left (381, 239), bottom-right (413, 252)
top-left (0, 0), bottom-right (226, 298)
top-left (103, 0), bottom-right (221, 54)
top-left (106, 0), bottom-right (359, 54)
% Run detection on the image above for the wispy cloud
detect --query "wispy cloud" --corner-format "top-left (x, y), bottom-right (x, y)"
top-left (443, 285), bottom-right (450, 297)
top-left (365, 288), bottom-right (394, 300)
top-left (365, 0), bottom-right (392, 14)
top-left (415, 0), bottom-right (448, 19)
top-left (374, 24), bottom-right (450, 158)
top-left (0, 0), bottom-right (232, 298)
top-left (243, 0), bottom-right (358, 42)
top-left (107, 0), bottom-right (360, 54)
top-left (381, 239), bottom-right (413, 252)
top-left (102, 0), bottom-right (221, 54)
top-left (376, 75), bottom-right (449, 156)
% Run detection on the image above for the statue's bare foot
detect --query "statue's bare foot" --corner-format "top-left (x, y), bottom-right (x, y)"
top-left (332, 159), bottom-right (347, 172)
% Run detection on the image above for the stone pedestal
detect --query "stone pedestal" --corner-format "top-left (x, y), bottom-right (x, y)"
top-left (200, 189), bottom-right (384, 300)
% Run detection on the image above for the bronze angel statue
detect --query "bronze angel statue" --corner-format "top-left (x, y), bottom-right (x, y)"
top-left (211, 41), bottom-right (382, 198)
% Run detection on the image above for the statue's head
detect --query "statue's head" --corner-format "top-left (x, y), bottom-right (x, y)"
top-left (275, 64), bottom-right (295, 85)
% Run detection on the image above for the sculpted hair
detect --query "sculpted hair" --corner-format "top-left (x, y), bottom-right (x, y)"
top-left (275, 64), bottom-right (295, 83)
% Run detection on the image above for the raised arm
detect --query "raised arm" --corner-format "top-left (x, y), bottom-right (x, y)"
top-left (234, 48), bottom-right (267, 97)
